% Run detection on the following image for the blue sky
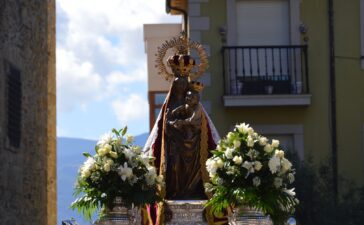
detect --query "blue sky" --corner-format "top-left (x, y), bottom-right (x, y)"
top-left (56, 0), bottom-right (181, 139)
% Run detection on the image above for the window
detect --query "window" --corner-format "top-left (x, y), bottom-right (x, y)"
top-left (5, 62), bottom-right (22, 148)
top-left (149, 91), bottom-right (168, 131)
top-left (253, 124), bottom-right (304, 159)
top-left (223, 0), bottom-right (309, 100)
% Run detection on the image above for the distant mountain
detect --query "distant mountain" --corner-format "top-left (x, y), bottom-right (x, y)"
top-left (57, 133), bottom-right (149, 225)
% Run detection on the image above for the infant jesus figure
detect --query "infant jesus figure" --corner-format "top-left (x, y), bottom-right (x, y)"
top-left (168, 81), bottom-right (204, 143)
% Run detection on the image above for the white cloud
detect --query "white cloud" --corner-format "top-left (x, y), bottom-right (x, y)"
top-left (57, 47), bottom-right (105, 112)
top-left (111, 94), bottom-right (149, 124)
top-left (56, 0), bottom-right (180, 112)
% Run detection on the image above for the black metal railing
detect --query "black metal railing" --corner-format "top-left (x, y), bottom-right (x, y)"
top-left (222, 45), bottom-right (309, 95)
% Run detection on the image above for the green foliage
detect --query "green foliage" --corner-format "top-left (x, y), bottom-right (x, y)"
top-left (71, 127), bottom-right (162, 222)
top-left (288, 153), bottom-right (364, 225)
top-left (205, 123), bottom-right (298, 225)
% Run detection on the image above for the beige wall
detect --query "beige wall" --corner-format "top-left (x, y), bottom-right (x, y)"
top-left (144, 24), bottom-right (182, 92)
top-left (195, 0), bottom-right (364, 187)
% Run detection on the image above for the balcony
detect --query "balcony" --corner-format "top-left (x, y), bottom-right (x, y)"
top-left (222, 45), bottom-right (311, 107)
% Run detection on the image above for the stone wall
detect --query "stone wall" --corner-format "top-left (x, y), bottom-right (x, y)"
top-left (0, 0), bottom-right (56, 224)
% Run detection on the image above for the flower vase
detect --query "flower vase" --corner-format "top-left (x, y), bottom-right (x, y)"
top-left (228, 206), bottom-right (272, 225)
top-left (94, 197), bottom-right (140, 225)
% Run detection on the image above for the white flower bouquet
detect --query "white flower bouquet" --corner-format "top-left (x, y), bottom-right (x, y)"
top-left (71, 127), bottom-right (163, 221)
top-left (205, 123), bottom-right (299, 225)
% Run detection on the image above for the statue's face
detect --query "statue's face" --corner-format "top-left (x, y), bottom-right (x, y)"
top-left (185, 91), bottom-right (199, 106)
top-left (172, 76), bottom-right (188, 96)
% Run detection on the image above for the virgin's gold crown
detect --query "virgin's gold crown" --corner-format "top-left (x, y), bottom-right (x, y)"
top-left (167, 54), bottom-right (196, 76)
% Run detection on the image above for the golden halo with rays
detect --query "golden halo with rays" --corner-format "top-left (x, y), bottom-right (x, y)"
top-left (155, 36), bottom-right (208, 81)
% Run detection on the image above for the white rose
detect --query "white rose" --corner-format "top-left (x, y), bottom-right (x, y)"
top-left (288, 173), bottom-right (295, 183)
top-left (274, 177), bottom-right (283, 188)
top-left (233, 156), bottom-right (243, 165)
top-left (233, 140), bottom-right (241, 148)
top-left (247, 136), bottom-right (255, 147)
top-left (109, 151), bottom-right (118, 159)
top-left (259, 137), bottom-right (268, 146)
top-left (106, 159), bottom-right (114, 165)
top-left (268, 156), bottom-right (281, 174)
top-left (275, 150), bottom-right (285, 159)
top-left (264, 144), bottom-right (273, 153)
top-left (104, 163), bottom-right (111, 172)
top-left (104, 144), bottom-right (112, 154)
top-left (247, 127), bottom-right (254, 135)
top-left (271, 139), bottom-right (280, 148)
top-left (225, 148), bottom-right (234, 159)
top-left (254, 161), bottom-right (262, 171)
top-left (206, 158), bottom-right (218, 176)
top-left (216, 158), bottom-right (224, 168)
top-left (81, 169), bottom-right (91, 178)
top-left (98, 148), bottom-right (106, 156)
top-left (253, 176), bottom-right (261, 187)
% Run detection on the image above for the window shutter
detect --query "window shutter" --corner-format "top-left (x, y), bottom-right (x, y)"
top-left (6, 64), bottom-right (22, 148)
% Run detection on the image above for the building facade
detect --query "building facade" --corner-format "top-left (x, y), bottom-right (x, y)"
top-left (0, 0), bottom-right (56, 224)
top-left (145, 0), bottom-right (364, 191)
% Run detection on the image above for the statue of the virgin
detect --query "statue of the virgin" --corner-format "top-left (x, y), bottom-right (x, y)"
top-left (143, 36), bottom-right (226, 225)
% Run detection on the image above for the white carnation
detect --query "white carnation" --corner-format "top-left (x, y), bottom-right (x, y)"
top-left (206, 158), bottom-right (218, 177)
top-left (254, 161), bottom-right (262, 171)
top-left (281, 158), bottom-right (292, 172)
top-left (268, 156), bottom-right (281, 174)
top-left (81, 157), bottom-right (96, 176)
top-left (243, 161), bottom-right (255, 173)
